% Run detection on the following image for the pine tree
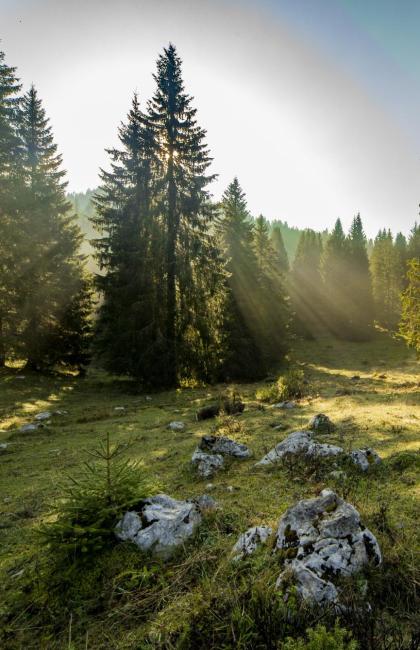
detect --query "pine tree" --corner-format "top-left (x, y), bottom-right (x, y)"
top-left (370, 229), bottom-right (402, 329)
top-left (399, 259), bottom-right (420, 355)
top-left (0, 51), bottom-right (23, 366)
top-left (321, 218), bottom-right (349, 336)
top-left (92, 94), bottom-right (162, 382)
top-left (270, 223), bottom-right (289, 273)
top-left (216, 178), bottom-right (265, 379)
top-left (290, 229), bottom-right (324, 338)
top-left (253, 215), bottom-right (289, 366)
top-left (148, 44), bottom-right (225, 385)
top-left (18, 86), bottom-right (91, 370)
top-left (346, 213), bottom-right (373, 339)
top-left (407, 223), bottom-right (420, 260)
top-left (395, 232), bottom-right (408, 288)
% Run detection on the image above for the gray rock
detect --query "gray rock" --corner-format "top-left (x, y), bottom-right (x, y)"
top-left (53, 410), bottom-right (68, 416)
top-left (256, 430), bottom-right (343, 466)
top-left (115, 494), bottom-right (202, 559)
top-left (192, 494), bottom-right (217, 511)
top-left (232, 526), bottom-right (272, 560)
top-left (191, 448), bottom-right (224, 477)
top-left (276, 563), bottom-right (339, 604)
top-left (273, 401), bottom-right (296, 409)
top-left (114, 406), bottom-right (125, 411)
top-left (309, 413), bottom-right (334, 434)
top-left (0, 443), bottom-right (9, 452)
top-left (168, 421), bottom-right (185, 432)
top-left (34, 411), bottom-right (52, 421)
top-left (275, 489), bottom-right (381, 605)
top-left (199, 434), bottom-right (251, 458)
top-left (19, 423), bottom-right (42, 433)
top-left (350, 448), bottom-right (382, 471)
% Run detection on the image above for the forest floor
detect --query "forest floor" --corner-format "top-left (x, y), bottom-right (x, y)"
top-left (0, 334), bottom-right (419, 649)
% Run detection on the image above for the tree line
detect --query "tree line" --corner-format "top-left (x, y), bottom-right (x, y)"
top-left (0, 45), bottom-right (419, 384)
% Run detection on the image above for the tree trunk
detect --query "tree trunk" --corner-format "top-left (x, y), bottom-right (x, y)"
top-left (165, 156), bottom-right (177, 386)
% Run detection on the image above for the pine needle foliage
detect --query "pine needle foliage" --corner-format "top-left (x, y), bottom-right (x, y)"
top-left (41, 433), bottom-right (153, 561)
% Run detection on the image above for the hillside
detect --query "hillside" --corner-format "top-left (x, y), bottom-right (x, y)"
top-left (0, 335), bottom-right (418, 648)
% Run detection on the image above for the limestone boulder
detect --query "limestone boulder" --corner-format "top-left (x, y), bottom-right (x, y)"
top-left (350, 448), bottom-right (382, 471)
top-left (199, 434), bottom-right (251, 459)
top-left (256, 430), bottom-right (343, 466)
top-left (191, 448), bottom-right (224, 478)
top-left (232, 526), bottom-right (272, 561)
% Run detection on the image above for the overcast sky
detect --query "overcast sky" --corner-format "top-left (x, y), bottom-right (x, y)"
top-left (2, 0), bottom-right (420, 236)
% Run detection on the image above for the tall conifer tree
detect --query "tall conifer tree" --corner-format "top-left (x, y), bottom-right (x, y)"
top-left (321, 218), bottom-right (348, 335)
top-left (399, 259), bottom-right (420, 355)
top-left (346, 214), bottom-right (373, 339)
top-left (290, 229), bottom-right (324, 338)
top-left (370, 229), bottom-right (402, 329)
top-left (18, 86), bottom-right (91, 370)
top-left (148, 44), bottom-right (225, 385)
top-left (270, 223), bottom-right (289, 273)
top-left (0, 51), bottom-right (23, 366)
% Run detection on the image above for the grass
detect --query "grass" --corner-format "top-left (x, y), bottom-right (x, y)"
top-left (0, 333), bottom-right (419, 648)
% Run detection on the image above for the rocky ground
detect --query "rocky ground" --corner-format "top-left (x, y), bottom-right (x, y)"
top-left (0, 334), bottom-right (419, 648)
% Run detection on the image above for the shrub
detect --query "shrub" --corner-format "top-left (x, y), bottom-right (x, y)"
top-left (40, 433), bottom-right (154, 560)
top-left (256, 368), bottom-right (306, 403)
top-left (283, 622), bottom-right (358, 649)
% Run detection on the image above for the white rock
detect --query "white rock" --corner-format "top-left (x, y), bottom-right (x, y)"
top-left (34, 411), bottom-right (52, 421)
top-left (115, 494), bottom-right (202, 559)
top-left (0, 443), bottom-right (9, 452)
top-left (168, 421), bottom-right (185, 432)
top-left (256, 430), bottom-right (343, 466)
top-left (114, 406), bottom-right (125, 411)
top-left (274, 489), bottom-right (381, 605)
top-left (277, 563), bottom-right (339, 605)
top-left (199, 434), bottom-right (251, 458)
top-left (350, 448), bottom-right (382, 471)
top-left (191, 449), bottom-right (224, 478)
top-left (273, 401), bottom-right (296, 409)
top-left (19, 423), bottom-right (42, 433)
top-left (54, 410), bottom-right (68, 416)
top-left (232, 526), bottom-right (272, 560)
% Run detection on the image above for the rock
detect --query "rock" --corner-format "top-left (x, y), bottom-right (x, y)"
top-left (0, 443), bottom-right (9, 452)
top-left (114, 406), bottom-right (125, 411)
top-left (350, 448), bottom-right (382, 471)
top-left (199, 434), bottom-right (251, 458)
top-left (256, 431), bottom-right (343, 466)
top-left (19, 423), bottom-right (42, 433)
top-left (192, 494), bottom-right (217, 511)
top-left (205, 483), bottom-right (215, 491)
top-left (145, 396), bottom-right (152, 401)
top-left (277, 564), bottom-right (339, 605)
top-left (329, 470), bottom-right (347, 480)
top-left (274, 489), bottom-right (381, 605)
top-left (196, 404), bottom-right (220, 421)
top-left (232, 526), bottom-right (273, 560)
top-left (53, 410), bottom-right (68, 416)
top-left (34, 411), bottom-right (51, 421)
top-left (115, 494), bottom-right (202, 559)
top-left (15, 375), bottom-right (26, 380)
top-left (191, 449), bottom-right (224, 477)
top-left (273, 401), bottom-right (296, 409)
top-left (308, 413), bottom-right (334, 434)
top-left (168, 421), bottom-right (185, 432)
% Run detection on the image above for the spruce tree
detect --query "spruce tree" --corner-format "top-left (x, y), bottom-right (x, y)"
top-left (399, 259), bottom-right (420, 356)
top-left (407, 223), bottom-right (420, 260)
top-left (0, 51), bottom-right (23, 366)
top-left (18, 86), bottom-right (91, 370)
top-left (346, 214), bottom-right (373, 339)
top-left (216, 178), bottom-right (265, 379)
top-left (93, 94), bottom-right (156, 379)
top-left (148, 44), bottom-right (225, 385)
top-left (321, 218), bottom-right (349, 336)
top-left (290, 229), bottom-right (324, 338)
top-left (370, 229), bottom-right (402, 329)
top-left (395, 232), bottom-right (408, 288)
top-left (270, 223), bottom-right (289, 273)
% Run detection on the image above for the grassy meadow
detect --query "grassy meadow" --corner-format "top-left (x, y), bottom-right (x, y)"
top-left (0, 334), bottom-right (419, 648)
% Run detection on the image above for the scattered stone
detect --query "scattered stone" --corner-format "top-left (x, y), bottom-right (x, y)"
top-left (308, 413), bottom-right (334, 434)
top-left (226, 485), bottom-right (235, 492)
top-left (53, 410), bottom-right (68, 416)
top-left (256, 430), bottom-right (343, 466)
top-left (273, 401), bottom-right (296, 409)
top-left (275, 489), bottom-right (381, 606)
top-left (199, 434), bottom-right (251, 458)
top-left (350, 448), bottom-right (382, 471)
top-left (196, 404), bottom-right (220, 421)
top-left (34, 411), bottom-right (52, 421)
top-left (168, 421), bottom-right (185, 432)
top-left (115, 494), bottom-right (203, 559)
top-left (114, 406), bottom-right (125, 411)
top-left (145, 396), bottom-right (152, 401)
top-left (0, 443), bottom-right (9, 452)
top-left (192, 494), bottom-right (217, 511)
top-left (232, 526), bottom-right (273, 560)
top-left (205, 483), bottom-right (215, 491)
top-left (19, 423), bottom-right (42, 433)
top-left (191, 449), bottom-right (224, 478)
top-left (329, 470), bottom-right (347, 480)
top-left (15, 375), bottom-right (26, 380)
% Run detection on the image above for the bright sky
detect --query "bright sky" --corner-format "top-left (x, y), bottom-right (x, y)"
top-left (2, 0), bottom-right (420, 236)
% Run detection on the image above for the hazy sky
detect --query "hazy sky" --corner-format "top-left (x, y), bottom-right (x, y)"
top-left (2, 0), bottom-right (420, 236)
